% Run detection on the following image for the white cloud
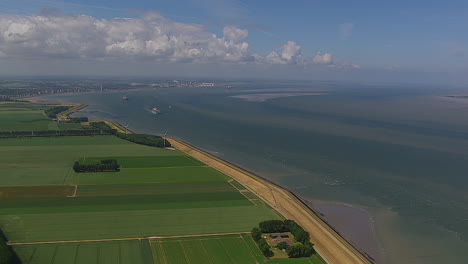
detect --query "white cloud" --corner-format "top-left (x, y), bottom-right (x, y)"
top-left (0, 12), bottom-right (253, 63)
top-left (339, 22), bottom-right (354, 39)
top-left (223, 25), bottom-right (248, 42)
top-left (313, 52), bottom-right (333, 65)
top-left (0, 12), bottom-right (357, 69)
top-left (265, 41), bottom-right (303, 64)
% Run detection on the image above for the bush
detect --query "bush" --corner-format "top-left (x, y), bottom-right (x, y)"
top-left (277, 241), bottom-right (289, 250)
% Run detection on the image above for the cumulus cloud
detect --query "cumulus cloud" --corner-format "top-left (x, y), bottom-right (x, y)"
top-left (339, 22), bottom-right (354, 39)
top-left (0, 12), bottom-right (356, 69)
top-left (0, 12), bottom-right (253, 63)
top-left (265, 41), bottom-right (303, 64)
top-left (313, 52), bottom-right (333, 65)
top-left (223, 25), bottom-right (248, 42)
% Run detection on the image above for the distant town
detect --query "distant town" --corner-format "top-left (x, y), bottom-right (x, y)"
top-left (0, 79), bottom-right (218, 99)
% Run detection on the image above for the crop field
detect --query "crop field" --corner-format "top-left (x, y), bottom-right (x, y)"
top-left (149, 233), bottom-right (325, 264)
top-left (0, 110), bottom-right (52, 131)
top-left (73, 167), bottom-right (230, 185)
top-left (14, 239), bottom-right (153, 264)
top-left (1, 206), bottom-right (279, 242)
top-left (150, 234), bottom-right (265, 264)
top-left (0, 185), bottom-right (75, 198)
top-left (0, 102), bottom-right (47, 111)
top-left (0, 136), bottom-right (185, 186)
top-left (0, 124), bottom-right (288, 263)
top-left (76, 181), bottom-right (236, 196)
top-left (0, 192), bottom-right (252, 215)
top-left (79, 155), bottom-right (204, 168)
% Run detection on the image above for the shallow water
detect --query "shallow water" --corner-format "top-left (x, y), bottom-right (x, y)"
top-left (40, 81), bottom-right (468, 264)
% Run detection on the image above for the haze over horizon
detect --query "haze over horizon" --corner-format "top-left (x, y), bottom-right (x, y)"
top-left (0, 0), bottom-right (467, 84)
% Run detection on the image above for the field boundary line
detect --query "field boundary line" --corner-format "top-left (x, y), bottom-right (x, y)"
top-left (148, 232), bottom-right (250, 240)
top-left (7, 237), bottom-right (145, 246)
top-left (9, 232), bottom-right (251, 246)
top-left (227, 179), bottom-right (257, 205)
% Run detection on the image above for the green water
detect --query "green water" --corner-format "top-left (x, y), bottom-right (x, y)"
top-left (41, 81), bottom-right (468, 263)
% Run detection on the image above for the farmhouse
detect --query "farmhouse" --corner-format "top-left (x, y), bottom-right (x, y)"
top-left (270, 233), bottom-right (293, 246)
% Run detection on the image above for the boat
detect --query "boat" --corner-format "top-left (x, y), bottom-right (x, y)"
top-left (122, 96), bottom-right (128, 100)
top-left (151, 107), bottom-right (161, 114)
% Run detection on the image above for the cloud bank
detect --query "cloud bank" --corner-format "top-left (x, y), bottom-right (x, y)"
top-left (0, 12), bottom-right (350, 68)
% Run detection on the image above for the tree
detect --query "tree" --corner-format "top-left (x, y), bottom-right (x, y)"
top-left (257, 239), bottom-right (274, 257)
top-left (277, 241), bottom-right (289, 250)
top-left (286, 242), bottom-right (314, 258)
top-left (259, 220), bottom-right (287, 233)
top-left (251, 227), bottom-right (262, 242)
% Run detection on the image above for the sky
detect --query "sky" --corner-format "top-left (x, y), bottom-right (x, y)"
top-left (0, 0), bottom-right (467, 83)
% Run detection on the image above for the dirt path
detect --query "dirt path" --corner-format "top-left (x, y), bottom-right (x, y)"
top-left (169, 138), bottom-right (373, 264)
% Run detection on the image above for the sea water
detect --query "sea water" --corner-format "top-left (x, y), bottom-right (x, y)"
top-left (40, 80), bottom-right (468, 264)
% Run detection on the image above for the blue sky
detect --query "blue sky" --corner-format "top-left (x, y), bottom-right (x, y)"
top-left (0, 0), bottom-right (467, 83)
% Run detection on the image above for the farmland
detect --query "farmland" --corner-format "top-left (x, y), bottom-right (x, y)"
top-left (0, 103), bottom-right (326, 263)
top-left (149, 234), bottom-right (326, 264)
top-left (0, 102), bottom-right (80, 131)
top-left (14, 239), bottom-right (153, 264)
top-left (0, 128), bottom-right (284, 263)
top-left (0, 136), bottom-right (184, 186)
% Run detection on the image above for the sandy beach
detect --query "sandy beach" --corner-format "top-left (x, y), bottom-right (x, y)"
top-left (169, 137), bottom-right (374, 264)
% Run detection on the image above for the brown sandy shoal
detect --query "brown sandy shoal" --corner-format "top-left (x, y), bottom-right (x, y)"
top-left (168, 137), bottom-right (373, 264)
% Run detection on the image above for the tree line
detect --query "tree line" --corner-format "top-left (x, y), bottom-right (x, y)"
top-left (115, 133), bottom-right (171, 148)
top-left (252, 219), bottom-right (315, 258)
top-left (73, 159), bottom-right (119, 173)
top-left (0, 129), bottom-right (106, 138)
top-left (44, 105), bottom-right (71, 118)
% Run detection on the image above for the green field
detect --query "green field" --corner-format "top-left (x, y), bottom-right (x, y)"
top-left (14, 240), bottom-right (153, 264)
top-left (151, 234), bottom-right (265, 264)
top-left (76, 182), bottom-right (236, 196)
top-left (0, 110), bottom-right (52, 131)
top-left (150, 234), bottom-right (326, 264)
top-left (1, 206), bottom-right (279, 242)
top-left (0, 185), bottom-right (75, 198)
top-left (73, 167), bottom-right (230, 185)
top-left (0, 192), bottom-right (252, 215)
top-left (0, 102), bottom-right (81, 131)
top-left (0, 136), bottom-right (185, 186)
top-left (0, 135), bottom-right (281, 244)
top-left (0, 118), bottom-right (310, 263)
top-left (79, 155), bottom-right (205, 168)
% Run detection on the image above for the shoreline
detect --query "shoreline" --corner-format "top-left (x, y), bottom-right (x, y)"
top-left (169, 137), bottom-right (374, 264)
top-left (26, 97), bottom-right (374, 264)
